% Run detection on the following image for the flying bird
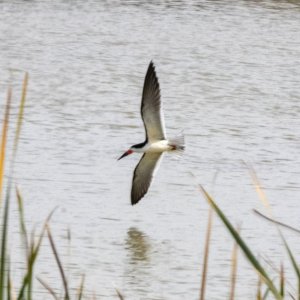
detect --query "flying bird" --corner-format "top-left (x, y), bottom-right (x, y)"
top-left (118, 61), bottom-right (184, 205)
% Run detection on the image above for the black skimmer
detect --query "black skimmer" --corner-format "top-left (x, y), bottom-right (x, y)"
top-left (118, 61), bottom-right (185, 205)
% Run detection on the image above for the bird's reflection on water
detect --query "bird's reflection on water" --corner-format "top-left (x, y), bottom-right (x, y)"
top-left (125, 227), bottom-right (151, 264)
top-left (123, 228), bottom-right (167, 298)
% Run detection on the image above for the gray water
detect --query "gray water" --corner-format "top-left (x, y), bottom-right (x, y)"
top-left (1, 0), bottom-right (300, 299)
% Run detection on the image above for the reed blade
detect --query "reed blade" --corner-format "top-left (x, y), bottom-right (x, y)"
top-left (280, 263), bottom-right (285, 297)
top-left (229, 226), bottom-right (240, 300)
top-left (250, 170), bottom-right (300, 298)
top-left (256, 275), bottom-right (262, 300)
top-left (246, 163), bottom-right (273, 215)
top-left (199, 208), bottom-right (213, 300)
top-left (199, 185), bottom-right (282, 300)
top-left (7, 268), bottom-right (17, 300)
top-left (0, 87), bottom-right (12, 300)
top-left (0, 73), bottom-right (28, 300)
top-left (116, 288), bottom-right (125, 300)
top-left (279, 234), bottom-right (300, 300)
top-left (253, 209), bottom-right (300, 235)
top-left (0, 87), bottom-right (11, 204)
top-left (77, 275), bottom-right (85, 300)
top-left (16, 187), bottom-right (29, 256)
top-left (17, 208), bottom-right (55, 300)
top-left (262, 287), bottom-right (270, 300)
top-left (47, 225), bottom-right (70, 300)
top-left (37, 277), bottom-right (59, 300)
top-left (12, 72), bottom-right (28, 163)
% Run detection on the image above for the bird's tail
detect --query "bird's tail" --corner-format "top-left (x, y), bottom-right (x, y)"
top-left (169, 132), bottom-right (185, 154)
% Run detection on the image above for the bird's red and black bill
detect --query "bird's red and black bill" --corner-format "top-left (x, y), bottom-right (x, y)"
top-left (118, 149), bottom-right (133, 160)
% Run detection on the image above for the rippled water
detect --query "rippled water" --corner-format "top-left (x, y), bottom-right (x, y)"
top-left (1, 0), bottom-right (300, 299)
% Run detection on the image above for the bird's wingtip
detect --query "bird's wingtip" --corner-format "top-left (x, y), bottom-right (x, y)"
top-left (131, 198), bottom-right (139, 206)
top-left (131, 194), bottom-right (144, 206)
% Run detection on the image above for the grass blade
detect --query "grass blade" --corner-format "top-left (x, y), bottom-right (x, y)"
top-left (37, 277), bottom-right (59, 300)
top-left (280, 263), bottom-right (284, 297)
top-left (1, 73), bottom-right (28, 300)
top-left (7, 262), bottom-right (11, 300)
top-left (16, 187), bottom-right (29, 256)
top-left (229, 226), bottom-right (240, 300)
top-left (77, 275), bottom-right (85, 300)
top-left (0, 87), bottom-right (12, 300)
top-left (17, 208), bottom-right (56, 300)
top-left (116, 288), bottom-right (125, 300)
top-left (8, 277), bottom-right (16, 300)
top-left (47, 225), bottom-right (70, 300)
top-left (262, 287), bottom-right (271, 300)
top-left (289, 293), bottom-right (296, 300)
top-left (246, 163), bottom-right (272, 215)
top-left (253, 209), bottom-right (300, 234)
top-left (0, 87), bottom-right (11, 204)
top-left (12, 72), bottom-right (28, 162)
top-left (279, 234), bottom-right (300, 299)
top-left (199, 185), bottom-right (282, 300)
top-left (199, 208), bottom-right (213, 300)
top-left (250, 170), bottom-right (300, 298)
top-left (257, 275), bottom-right (262, 300)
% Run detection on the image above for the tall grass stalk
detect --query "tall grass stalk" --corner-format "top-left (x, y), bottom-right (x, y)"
top-left (229, 226), bottom-right (240, 300)
top-left (12, 73), bottom-right (28, 161)
top-left (0, 74), bottom-right (89, 299)
top-left (37, 277), bottom-right (59, 300)
top-left (199, 185), bottom-right (283, 300)
top-left (0, 87), bottom-right (11, 204)
top-left (280, 235), bottom-right (300, 300)
top-left (16, 187), bottom-right (29, 259)
top-left (0, 87), bottom-right (12, 300)
top-left (256, 275), bottom-right (262, 300)
top-left (249, 168), bottom-right (300, 299)
top-left (280, 264), bottom-right (285, 298)
top-left (246, 164), bottom-right (272, 216)
top-left (16, 207), bottom-right (56, 300)
top-left (199, 208), bottom-right (213, 300)
top-left (254, 210), bottom-right (300, 234)
top-left (77, 275), bottom-right (85, 300)
top-left (1, 73), bottom-right (28, 300)
top-left (47, 226), bottom-right (70, 300)
top-left (116, 288), bottom-right (125, 300)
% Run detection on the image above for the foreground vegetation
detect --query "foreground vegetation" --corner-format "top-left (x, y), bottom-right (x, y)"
top-left (199, 170), bottom-right (300, 300)
top-left (0, 75), bottom-right (299, 299)
top-left (0, 75), bottom-right (91, 300)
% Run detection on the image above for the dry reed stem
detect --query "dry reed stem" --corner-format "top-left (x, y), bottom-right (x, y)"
top-left (199, 208), bottom-right (213, 300)
top-left (254, 209), bottom-right (300, 234)
top-left (46, 225), bottom-right (70, 300)
top-left (0, 87), bottom-right (12, 204)
top-left (76, 274), bottom-right (85, 300)
top-left (116, 288), bottom-right (125, 300)
top-left (256, 275), bottom-right (262, 300)
top-left (37, 277), bottom-right (59, 300)
top-left (229, 226), bottom-right (240, 300)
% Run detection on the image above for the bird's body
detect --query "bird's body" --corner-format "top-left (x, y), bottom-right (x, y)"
top-left (132, 140), bottom-right (174, 153)
top-left (118, 61), bottom-right (184, 205)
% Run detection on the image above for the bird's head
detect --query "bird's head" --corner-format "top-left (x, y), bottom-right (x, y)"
top-left (117, 147), bottom-right (134, 160)
top-left (118, 142), bottom-right (146, 160)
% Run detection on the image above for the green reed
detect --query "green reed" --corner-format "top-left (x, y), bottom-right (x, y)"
top-left (199, 178), bottom-right (300, 300)
top-left (0, 74), bottom-right (125, 300)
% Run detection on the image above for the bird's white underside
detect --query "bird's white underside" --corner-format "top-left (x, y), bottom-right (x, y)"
top-left (132, 140), bottom-right (173, 153)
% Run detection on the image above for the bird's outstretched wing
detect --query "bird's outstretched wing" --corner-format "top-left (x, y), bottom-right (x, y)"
top-left (131, 152), bottom-right (163, 205)
top-left (141, 61), bottom-right (166, 142)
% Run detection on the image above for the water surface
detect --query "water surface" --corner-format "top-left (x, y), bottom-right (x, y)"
top-left (1, 0), bottom-right (300, 299)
